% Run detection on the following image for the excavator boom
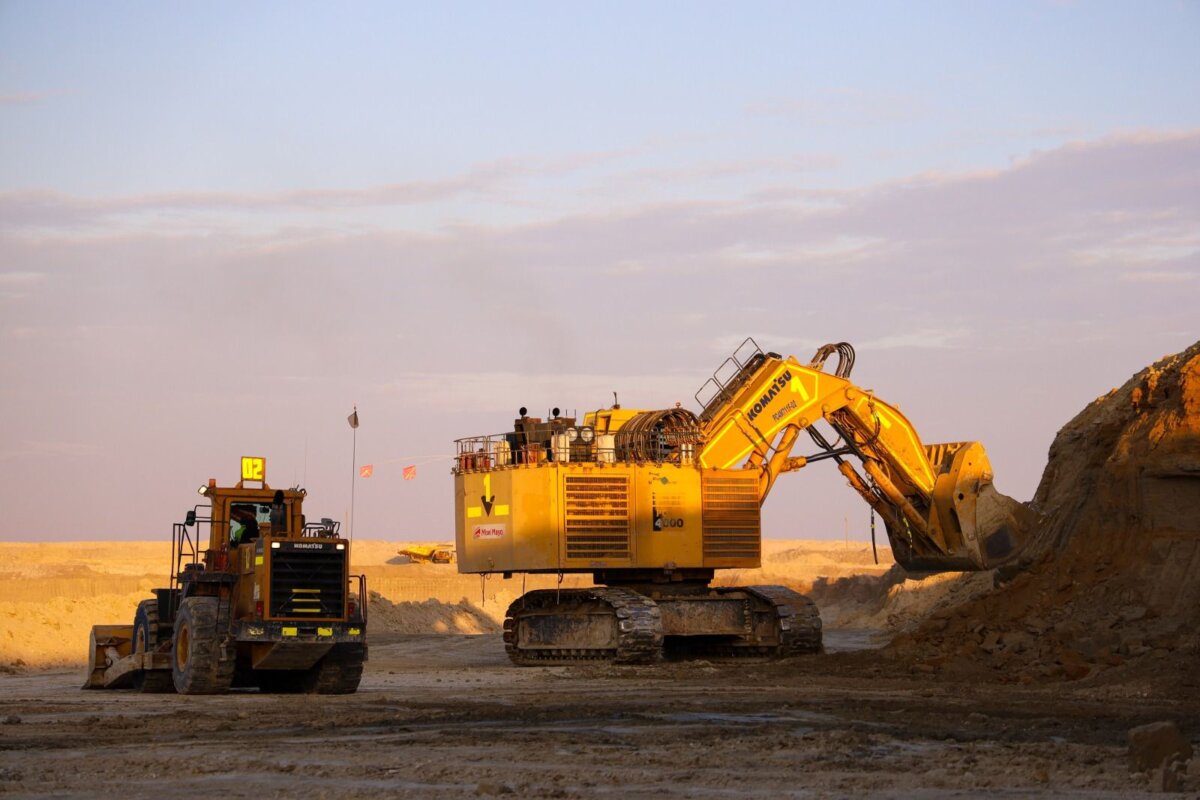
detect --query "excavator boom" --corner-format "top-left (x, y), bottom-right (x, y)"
top-left (696, 339), bottom-right (1036, 571)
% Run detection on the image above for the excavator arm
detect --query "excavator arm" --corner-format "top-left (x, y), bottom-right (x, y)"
top-left (696, 340), bottom-right (1037, 572)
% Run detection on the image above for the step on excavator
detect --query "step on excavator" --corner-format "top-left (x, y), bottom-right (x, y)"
top-left (452, 339), bottom-right (1037, 665)
top-left (84, 457), bottom-right (367, 694)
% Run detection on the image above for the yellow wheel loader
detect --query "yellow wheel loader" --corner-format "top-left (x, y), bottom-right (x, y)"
top-left (452, 339), bottom-right (1038, 665)
top-left (84, 457), bottom-right (367, 694)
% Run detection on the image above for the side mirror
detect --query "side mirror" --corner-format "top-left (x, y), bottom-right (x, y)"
top-left (185, 510), bottom-right (196, 527)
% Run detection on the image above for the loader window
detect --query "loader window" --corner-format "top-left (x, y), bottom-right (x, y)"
top-left (230, 502), bottom-right (271, 546)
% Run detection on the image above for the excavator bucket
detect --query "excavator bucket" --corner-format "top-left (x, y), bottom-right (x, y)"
top-left (943, 442), bottom-right (1040, 570)
top-left (969, 483), bottom-right (1040, 565)
top-left (892, 441), bottom-right (1040, 573)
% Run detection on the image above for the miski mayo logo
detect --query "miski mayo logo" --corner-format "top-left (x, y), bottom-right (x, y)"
top-left (472, 524), bottom-right (506, 540)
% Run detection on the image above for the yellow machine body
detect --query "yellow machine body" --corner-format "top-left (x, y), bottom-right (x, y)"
top-left (453, 339), bottom-right (1037, 665)
top-left (455, 462), bottom-right (760, 575)
top-left (454, 339), bottom-right (1037, 579)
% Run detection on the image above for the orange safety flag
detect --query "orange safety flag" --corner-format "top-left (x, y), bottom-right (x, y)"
top-left (359, 464), bottom-right (373, 478)
top-left (403, 465), bottom-right (416, 481)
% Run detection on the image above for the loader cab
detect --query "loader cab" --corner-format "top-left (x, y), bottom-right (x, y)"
top-left (229, 503), bottom-right (264, 546)
top-left (210, 491), bottom-right (306, 553)
top-left (194, 458), bottom-right (308, 561)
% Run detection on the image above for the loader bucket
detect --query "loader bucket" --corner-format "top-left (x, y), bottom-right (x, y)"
top-left (83, 625), bottom-right (133, 689)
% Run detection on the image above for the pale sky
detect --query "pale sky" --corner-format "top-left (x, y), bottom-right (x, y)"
top-left (2, 1), bottom-right (1198, 542)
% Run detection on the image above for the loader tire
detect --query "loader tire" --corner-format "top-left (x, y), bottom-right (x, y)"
top-left (302, 644), bottom-right (365, 695)
top-left (132, 600), bottom-right (174, 693)
top-left (171, 597), bottom-right (233, 695)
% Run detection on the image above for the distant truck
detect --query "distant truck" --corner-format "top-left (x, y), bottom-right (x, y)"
top-left (84, 457), bottom-right (367, 694)
top-left (398, 544), bottom-right (456, 564)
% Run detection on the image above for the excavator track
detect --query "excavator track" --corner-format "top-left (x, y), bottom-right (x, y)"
top-left (504, 584), bottom-right (822, 665)
top-left (659, 585), bottom-right (823, 660)
top-left (503, 587), bottom-right (662, 666)
top-left (732, 585), bottom-right (824, 657)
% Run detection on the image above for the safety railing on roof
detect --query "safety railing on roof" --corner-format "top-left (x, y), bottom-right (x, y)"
top-left (454, 433), bottom-right (615, 472)
top-left (454, 417), bottom-right (703, 473)
top-left (694, 337), bottom-right (767, 421)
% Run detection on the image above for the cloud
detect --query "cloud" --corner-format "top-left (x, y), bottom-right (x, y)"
top-left (0, 145), bottom-right (655, 233)
top-left (0, 271), bottom-right (48, 302)
top-left (428, 132), bottom-right (1199, 290)
top-left (859, 329), bottom-right (969, 350)
top-left (0, 439), bottom-right (102, 461)
top-left (377, 371), bottom-right (698, 414)
top-left (610, 155), bottom-right (842, 187)
top-left (0, 163), bottom-right (520, 229)
top-left (3, 326), bottom-right (48, 340)
top-left (702, 329), bottom-right (966, 364)
top-left (0, 92), bottom-right (57, 106)
top-left (745, 87), bottom-right (927, 126)
top-left (2, 131), bottom-right (1196, 543)
top-left (0, 271), bottom-right (47, 285)
top-left (1120, 270), bottom-right (1197, 283)
top-left (2, 130), bottom-right (1195, 367)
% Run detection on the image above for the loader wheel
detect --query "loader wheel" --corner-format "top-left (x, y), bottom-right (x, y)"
top-left (301, 644), bottom-right (365, 695)
top-left (171, 597), bottom-right (234, 695)
top-left (132, 600), bottom-right (174, 693)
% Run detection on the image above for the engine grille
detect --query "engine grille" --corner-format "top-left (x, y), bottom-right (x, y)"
top-left (563, 475), bottom-right (631, 560)
top-left (269, 543), bottom-right (346, 618)
top-left (702, 474), bottom-right (760, 561)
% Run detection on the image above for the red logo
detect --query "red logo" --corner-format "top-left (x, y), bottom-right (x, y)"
top-left (472, 525), bottom-right (505, 540)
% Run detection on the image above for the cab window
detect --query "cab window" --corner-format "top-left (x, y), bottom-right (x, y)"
top-left (230, 502), bottom-right (270, 546)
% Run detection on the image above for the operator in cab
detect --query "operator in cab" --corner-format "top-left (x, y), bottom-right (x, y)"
top-left (230, 505), bottom-right (260, 547)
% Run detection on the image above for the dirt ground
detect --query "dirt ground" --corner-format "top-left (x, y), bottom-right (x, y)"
top-left (2, 631), bottom-right (1195, 799)
top-left (3, 343), bottom-right (1198, 798)
top-left (0, 539), bottom-right (891, 670)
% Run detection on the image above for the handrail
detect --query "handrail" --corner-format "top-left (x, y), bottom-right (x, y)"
top-left (349, 574), bottom-right (368, 625)
top-left (695, 337), bottom-right (765, 420)
top-left (303, 519), bottom-right (341, 538)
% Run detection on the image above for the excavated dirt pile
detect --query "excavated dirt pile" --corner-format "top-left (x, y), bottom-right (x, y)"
top-left (875, 341), bottom-right (1200, 689)
top-left (366, 592), bottom-right (500, 635)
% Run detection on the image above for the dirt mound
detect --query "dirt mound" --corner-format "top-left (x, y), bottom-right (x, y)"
top-left (1, 591), bottom-right (160, 670)
top-left (811, 566), bottom-right (994, 634)
top-left (886, 341), bottom-right (1200, 688)
top-left (367, 593), bottom-right (500, 635)
top-left (768, 543), bottom-right (893, 568)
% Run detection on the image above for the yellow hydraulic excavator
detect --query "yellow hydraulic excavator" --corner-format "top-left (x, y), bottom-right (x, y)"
top-left (452, 339), bottom-right (1037, 664)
